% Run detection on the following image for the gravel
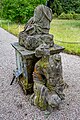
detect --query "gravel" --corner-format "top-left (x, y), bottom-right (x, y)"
top-left (0, 27), bottom-right (80, 120)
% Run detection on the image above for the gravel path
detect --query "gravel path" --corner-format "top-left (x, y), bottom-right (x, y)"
top-left (0, 27), bottom-right (80, 120)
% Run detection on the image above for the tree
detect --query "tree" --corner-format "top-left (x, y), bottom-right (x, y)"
top-left (0, 0), bottom-right (46, 23)
top-left (52, 0), bottom-right (63, 15)
top-left (61, 0), bottom-right (80, 13)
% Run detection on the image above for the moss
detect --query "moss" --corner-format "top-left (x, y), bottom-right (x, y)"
top-left (39, 62), bottom-right (48, 69)
top-left (34, 83), bottom-right (48, 110)
top-left (46, 83), bottom-right (55, 92)
top-left (34, 91), bottom-right (48, 110)
top-left (38, 59), bottom-right (48, 69)
top-left (34, 91), bottom-right (40, 106)
top-left (20, 78), bottom-right (33, 94)
top-left (39, 98), bottom-right (48, 110)
top-left (23, 79), bottom-right (32, 89)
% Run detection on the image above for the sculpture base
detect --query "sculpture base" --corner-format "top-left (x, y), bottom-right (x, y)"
top-left (11, 42), bottom-right (64, 95)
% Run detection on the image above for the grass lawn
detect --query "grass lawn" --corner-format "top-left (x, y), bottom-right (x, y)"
top-left (0, 21), bottom-right (24, 37)
top-left (0, 19), bottom-right (80, 55)
top-left (50, 19), bottom-right (80, 55)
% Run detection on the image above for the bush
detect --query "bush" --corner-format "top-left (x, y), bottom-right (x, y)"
top-left (0, 0), bottom-right (46, 23)
top-left (52, 13), bottom-right (58, 19)
top-left (58, 12), bottom-right (73, 19)
top-left (51, 0), bottom-right (63, 15)
top-left (58, 12), bottom-right (67, 19)
top-left (68, 11), bottom-right (75, 14)
top-left (58, 12), bottom-right (80, 20)
top-left (61, 0), bottom-right (80, 14)
top-left (73, 13), bottom-right (80, 20)
top-left (66, 13), bottom-right (73, 19)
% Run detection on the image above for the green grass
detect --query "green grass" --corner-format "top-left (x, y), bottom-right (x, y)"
top-left (3, 23), bottom-right (24, 37)
top-left (0, 19), bottom-right (24, 37)
top-left (0, 19), bottom-right (80, 55)
top-left (50, 19), bottom-right (80, 55)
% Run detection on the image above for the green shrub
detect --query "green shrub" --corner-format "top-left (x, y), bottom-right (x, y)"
top-left (52, 0), bottom-right (63, 15)
top-left (58, 12), bottom-right (73, 19)
top-left (68, 11), bottom-right (75, 14)
top-left (73, 13), bottom-right (80, 20)
top-left (58, 12), bottom-right (67, 19)
top-left (52, 13), bottom-right (58, 19)
top-left (0, 0), bottom-right (46, 23)
top-left (66, 13), bottom-right (73, 19)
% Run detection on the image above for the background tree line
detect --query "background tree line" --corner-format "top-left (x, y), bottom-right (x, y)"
top-left (0, 0), bottom-right (46, 23)
top-left (0, 0), bottom-right (80, 23)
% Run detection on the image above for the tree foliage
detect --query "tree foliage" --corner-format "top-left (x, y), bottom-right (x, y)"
top-left (0, 0), bottom-right (46, 23)
top-left (0, 0), bottom-right (80, 23)
top-left (61, 0), bottom-right (80, 14)
top-left (52, 0), bottom-right (63, 15)
top-left (49, 0), bottom-right (80, 15)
